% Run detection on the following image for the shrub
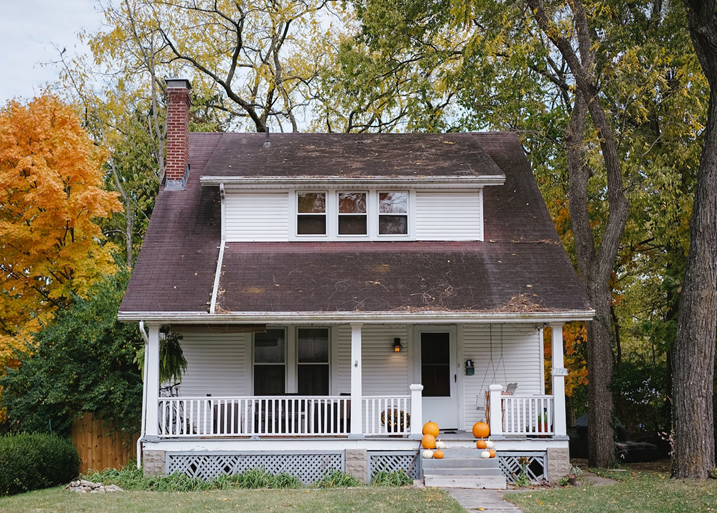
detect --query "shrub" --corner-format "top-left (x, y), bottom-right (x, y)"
top-left (315, 469), bottom-right (361, 488)
top-left (0, 434), bottom-right (79, 496)
top-left (370, 470), bottom-right (413, 487)
top-left (85, 463), bottom-right (301, 491)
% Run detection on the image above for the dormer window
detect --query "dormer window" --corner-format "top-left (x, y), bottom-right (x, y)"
top-left (379, 192), bottom-right (408, 235)
top-left (297, 192), bottom-right (326, 235)
top-left (338, 192), bottom-right (367, 235)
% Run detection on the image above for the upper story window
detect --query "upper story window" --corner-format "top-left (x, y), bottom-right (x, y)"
top-left (297, 192), bottom-right (326, 235)
top-left (379, 192), bottom-right (408, 235)
top-left (338, 192), bottom-right (367, 235)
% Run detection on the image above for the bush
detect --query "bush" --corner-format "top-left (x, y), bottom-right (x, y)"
top-left (0, 434), bottom-right (79, 496)
top-left (370, 470), bottom-right (413, 487)
top-left (315, 469), bottom-right (361, 488)
top-left (85, 463), bottom-right (301, 491)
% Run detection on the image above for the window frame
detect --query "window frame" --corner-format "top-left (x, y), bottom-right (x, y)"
top-left (296, 327), bottom-right (331, 396)
top-left (336, 191), bottom-right (369, 237)
top-left (377, 191), bottom-right (410, 238)
top-left (252, 328), bottom-right (287, 396)
top-left (295, 191), bottom-right (328, 237)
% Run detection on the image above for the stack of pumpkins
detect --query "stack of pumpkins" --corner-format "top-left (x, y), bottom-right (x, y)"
top-left (421, 421), bottom-right (445, 459)
top-left (473, 422), bottom-right (496, 459)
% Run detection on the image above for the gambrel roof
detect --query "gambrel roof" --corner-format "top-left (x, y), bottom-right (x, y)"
top-left (119, 132), bottom-right (591, 319)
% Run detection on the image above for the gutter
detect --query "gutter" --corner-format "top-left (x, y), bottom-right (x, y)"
top-left (200, 175), bottom-right (506, 188)
top-left (137, 321), bottom-right (150, 469)
top-left (119, 309), bottom-right (596, 324)
top-left (209, 183), bottom-right (226, 314)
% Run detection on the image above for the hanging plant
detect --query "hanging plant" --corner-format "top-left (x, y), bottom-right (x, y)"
top-left (135, 325), bottom-right (188, 384)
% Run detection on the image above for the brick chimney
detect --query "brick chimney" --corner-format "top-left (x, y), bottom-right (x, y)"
top-left (165, 78), bottom-right (192, 189)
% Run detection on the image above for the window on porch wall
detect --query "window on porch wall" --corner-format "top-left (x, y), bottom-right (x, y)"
top-left (298, 328), bottom-right (329, 395)
top-left (254, 329), bottom-right (286, 395)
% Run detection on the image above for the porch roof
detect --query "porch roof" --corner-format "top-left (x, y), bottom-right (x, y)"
top-left (119, 132), bottom-right (592, 319)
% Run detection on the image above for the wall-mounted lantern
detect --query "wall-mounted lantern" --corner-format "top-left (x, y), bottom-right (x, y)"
top-left (393, 337), bottom-right (403, 352)
top-left (465, 359), bottom-right (475, 376)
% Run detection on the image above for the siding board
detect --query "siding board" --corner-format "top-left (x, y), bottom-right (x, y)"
top-left (178, 332), bottom-right (248, 397)
top-left (225, 192), bottom-right (289, 241)
top-left (415, 191), bottom-right (482, 240)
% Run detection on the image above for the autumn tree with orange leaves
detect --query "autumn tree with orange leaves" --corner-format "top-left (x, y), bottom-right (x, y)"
top-left (0, 94), bottom-right (122, 367)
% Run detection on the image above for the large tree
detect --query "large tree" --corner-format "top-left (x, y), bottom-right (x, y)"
top-left (0, 93), bottom-right (122, 366)
top-left (672, 0), bottom-right (717, 479)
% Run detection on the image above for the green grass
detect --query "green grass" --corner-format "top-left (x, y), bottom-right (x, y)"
top-left (506, 470), bottom-right (717, 513)
top-left (0, 486), bottom-right (464, 512)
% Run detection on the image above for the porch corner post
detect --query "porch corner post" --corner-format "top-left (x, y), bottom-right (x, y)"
top-left (551, 322), bottom-right (567, 437)
top-left (409, 384), bottom-right (423, 438)
top-left (489, 384), bottom-right (503, 436)
top-left (145, 323), bottom-right (161, 437)
top-left (350, 323), bottom-right (364, 437)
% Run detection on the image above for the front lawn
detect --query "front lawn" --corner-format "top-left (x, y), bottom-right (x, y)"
top-left (0, 486), bottom-right (464, 513)
top-left (506, 470), bottom-right (717, 513)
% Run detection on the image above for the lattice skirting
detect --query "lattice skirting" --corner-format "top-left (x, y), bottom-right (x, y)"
top-left (498, 451), bottom-right (547, 484)
top-left (368, 451), bottom-right (421, 482)
top-left (166, 451), bottom-right (344, 484)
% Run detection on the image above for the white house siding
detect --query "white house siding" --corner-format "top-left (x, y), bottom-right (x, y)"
top-left (415, 191), bottom-right (482, 241)
top-left (177, 332), bottom-right (249, 397)
top-left (336, 325), bottom-right (410, 396)
top-left (225, 192), bottom-right (289, 242)
top-left (461, 325), bottom-right (543, 430)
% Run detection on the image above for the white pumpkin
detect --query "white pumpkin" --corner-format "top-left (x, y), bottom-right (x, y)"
top-left (423, 450), bottom-right (434, 459)
top-left (485, 440), bottom-right (494, 449)
top-left (481, 450), bottom-right (491, 459)
top-left (435, 441), bottom-right (446, 449)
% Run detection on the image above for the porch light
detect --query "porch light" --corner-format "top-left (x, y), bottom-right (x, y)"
top-left (393, 338), bottom-right (403, 352)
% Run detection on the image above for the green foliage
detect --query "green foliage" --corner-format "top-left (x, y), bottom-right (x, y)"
top-left (0, 434), bottom-right (79, 496)
top-left (557, 476), bottom-right (570, 487)
top-left (0, 269), bottom-right (143, 436)
top-left (611, 358), bottom-right (670, 437)
top-left (370, 470), bottom-right (413, 487)
top-left (85, 463), bottom-right (301, 491)
top-left (134, 327), bottom-right (187, 385)
top-left (315, 469), bottom-right (362, 488)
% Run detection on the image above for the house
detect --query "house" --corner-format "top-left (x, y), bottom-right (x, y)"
top-left (118, 79), bottom-right (593, 487)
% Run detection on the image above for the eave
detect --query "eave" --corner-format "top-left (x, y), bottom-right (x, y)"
top-left (199, 175), bottom-right (506, 188)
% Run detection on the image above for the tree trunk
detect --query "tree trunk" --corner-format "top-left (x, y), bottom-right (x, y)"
top-left (673, 0), bottom-right (717, 479)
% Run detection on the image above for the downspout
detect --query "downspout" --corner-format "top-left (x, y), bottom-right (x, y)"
top-left (137, 321), bottom-right (150, 469)
top-left (210, 183), bottom-right (226, 314)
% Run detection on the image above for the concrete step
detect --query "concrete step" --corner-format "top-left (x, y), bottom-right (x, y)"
top-left (424, 474), bottom-right (506, 489)
top-left (432, 448), bottom-right (497, 458)
top-left (422, 458), bottom-right (500, 469)
top-left (423, 467), bottom-right (504, 477)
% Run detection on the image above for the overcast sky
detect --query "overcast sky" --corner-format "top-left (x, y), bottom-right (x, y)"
top-left (0, 0), bottom-right (104, 101)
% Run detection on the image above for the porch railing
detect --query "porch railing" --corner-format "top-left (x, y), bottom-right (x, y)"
top-left (362, 396), bottom-right (411, 436)
top-left (158, 396), bottom-right (351, 437)
top-left (501, 395), bottom-right (554, 436)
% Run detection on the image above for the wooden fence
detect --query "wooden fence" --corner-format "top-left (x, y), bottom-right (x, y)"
top-left (70, 414), bottom-right (139, 473)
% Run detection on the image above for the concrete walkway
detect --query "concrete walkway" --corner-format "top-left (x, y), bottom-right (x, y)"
top-left (448, 488), bottom-right (523, 512)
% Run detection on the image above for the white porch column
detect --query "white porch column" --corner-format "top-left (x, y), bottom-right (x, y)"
top-left (145, 324), bottom-right (161, 437)
top-left (409, 384), bottom-right (424, 438)
top-left (488, 384), bottom-right (503, 436)
top-left (350, 323), bottom-right (363, 437)
top-left (551, 323), bottom-right (568, 437)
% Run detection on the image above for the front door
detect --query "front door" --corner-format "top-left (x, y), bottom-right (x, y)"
top-left (420, 331), bottom-right (458, 430)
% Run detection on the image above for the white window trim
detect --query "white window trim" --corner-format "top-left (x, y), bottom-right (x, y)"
top-left (296, 326), bottom-right (332, 396)
top-left (336, 191), bottom-right (369, 238)
top-left (376, 190), bottom-right (410, 239)
top-left (251, 327), bottom-right (288, 396)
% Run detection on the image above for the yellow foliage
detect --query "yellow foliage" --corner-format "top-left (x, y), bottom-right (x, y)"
top-left (0, 93), bottom-right (122, 365)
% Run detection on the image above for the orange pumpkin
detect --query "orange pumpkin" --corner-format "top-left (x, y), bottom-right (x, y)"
top-left (489, 449), bottom-right (496, 458)
top-left (433, 450), bottom-right (445, 459)
top-left (422, 434), bottom-right (437, 449)
top-left (423, 421), bottom-right (440, 437)
top-left (476, 440), bottom-right (487, 449)
top-left (472, 422), bottom-right (490, 439)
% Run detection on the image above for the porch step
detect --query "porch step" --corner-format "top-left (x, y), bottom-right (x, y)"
top-left (424, 475), bottom-right (507, 489)
top-left (422, 458), bottom-right (499, 468)
top-left (424, 467), bottom-right (504, 476)
top-left (428, 448), bottom-right (493, 459)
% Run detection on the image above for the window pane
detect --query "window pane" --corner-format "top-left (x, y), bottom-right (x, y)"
top-left (338, 215), bottom-right (367, 235)
top-left (379, 192), bottom-right (408, 213)
top-left (379, 215), bottom-right (408, 235)
top-left (297, 215), bottom-right (326, 235)
top-left (421, 365), bottom-right (451, 397)
top-left (298, 328), bottom-right (329, 363)
top-left (338, 192), bottom-right (366, 213)
top-left (254, 329), bottom-right (285, 363)
top-left (254, 365), bottom-right (285, 395)
top-left (298, 192), bottom-right (326, 213)
top-left (298, 365), bottom-right (329, 395)
top-left (421, 333), bottom-right (450, 364)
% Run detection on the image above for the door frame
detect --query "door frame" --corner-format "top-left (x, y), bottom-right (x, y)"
top-left (412, 325), bottom-right (459, 430)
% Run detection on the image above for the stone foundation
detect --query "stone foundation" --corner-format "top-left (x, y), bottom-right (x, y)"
top-left (143, 449), bottom-right (166, 476)
top-left (546, 447), bottom-right (570, 483)
top-left (345, 449), bottom-right (368, 484)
